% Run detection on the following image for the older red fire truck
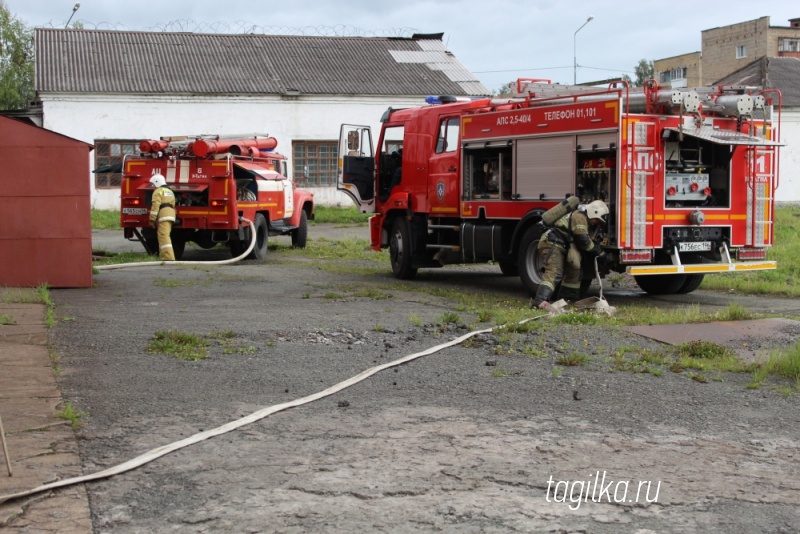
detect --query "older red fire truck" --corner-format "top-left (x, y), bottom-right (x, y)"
top-left (120, 134), bottom-right (314, 260)
top-left (338, 80), bottom-right (782, 296)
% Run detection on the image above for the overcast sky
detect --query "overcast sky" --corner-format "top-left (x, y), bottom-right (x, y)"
top-left (6, 0), bottom-right (799, 92)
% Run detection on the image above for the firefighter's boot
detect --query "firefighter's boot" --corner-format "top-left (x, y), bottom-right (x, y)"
top-left (531, 285), bottom-right (554, 309)
top-left (560, 286), bottom-right (580, 303)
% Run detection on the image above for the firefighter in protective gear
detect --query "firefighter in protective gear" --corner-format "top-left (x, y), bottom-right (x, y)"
top-left (148, 174), bottom-right (177, 261)
top-left (532, 200), bottom-right (609, 309)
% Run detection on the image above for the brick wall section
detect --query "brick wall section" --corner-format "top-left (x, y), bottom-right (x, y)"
top-left (702, 17), bottom-right (771, 85)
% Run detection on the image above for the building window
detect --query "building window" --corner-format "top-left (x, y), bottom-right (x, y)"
top-left (292, 141), bottom-right (337, 186)
top-left (658, 67), bottom-right (687, 84)
top-left (94, 140), bottom-right (138, 188)
top-left (779, 38), bottom-right (800, 52)
top-left (735, 45), bottom-right (747, 59)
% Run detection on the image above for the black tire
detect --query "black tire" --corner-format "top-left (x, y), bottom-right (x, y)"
top-left (633, 274), bottom-right (687, 295)
top-left (292, 210), bottom-right (308, 248)
top-left (229, 239), bottom-right (246, 258)
top-left (230, 215), bottom-right (267, 260)
top-left (498, 259), bottom-right (518, 276)
top-left (517, 224), bottom-right (547, 296)
top-left (251, 213), bottom-right (268, 261)
top-left (389, 217), bottom-right (417, 280)
top-left (676, 274), bottom-right (705, 294)
top-left (142, 229), bottom-right (158, 256)
top-left (171, 232), bottom-right (186, 261)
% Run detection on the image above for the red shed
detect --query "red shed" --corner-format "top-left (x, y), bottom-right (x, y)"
top-left (0, 116), bottom-right (93, 288)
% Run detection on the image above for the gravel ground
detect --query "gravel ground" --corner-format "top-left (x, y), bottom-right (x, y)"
top-left (48, 232), bottom-right (800, 533)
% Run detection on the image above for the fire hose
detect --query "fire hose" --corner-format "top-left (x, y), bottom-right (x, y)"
top-left (0, 316), bottom-right (542, 505)
top-left (95, 217), bottom-right (257, 271)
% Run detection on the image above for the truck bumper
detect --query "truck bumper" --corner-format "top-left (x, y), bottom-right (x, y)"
top-left (626, 261), bottom-right (777, 275)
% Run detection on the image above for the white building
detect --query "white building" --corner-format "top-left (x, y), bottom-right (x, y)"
top-left (33, 29), bottom-right (488, 209)
top-left (714, 57), bottom-right (800, 203)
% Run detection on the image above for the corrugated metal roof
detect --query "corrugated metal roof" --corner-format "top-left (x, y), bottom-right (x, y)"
top-left (713, 57), bottom-right (800, 107)
top-left (34, 29), bottom-right (490, 97)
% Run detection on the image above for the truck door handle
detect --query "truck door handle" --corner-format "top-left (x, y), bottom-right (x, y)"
top-left (448, 167), bottom-right (457, 172)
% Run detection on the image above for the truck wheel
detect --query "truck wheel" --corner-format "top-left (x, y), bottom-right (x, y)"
top-left (498, 260), bottom-right (518, 276)
top-left (252, 213), bottom-right (268, 261)
top-left (229, 239), bottom-right (245, 258)
top-left (292, 210), bottom-right (308, 248)
top-left (171, 233), bottom-right (186, 261)
top-left (389, 217), bottom-right (417, 280)
top-left (676, 274), bottom-right (705, 294)
top-left (634, 274), bottom-right (687, 295)
top-left (517, 224), bottom-right (547, 296)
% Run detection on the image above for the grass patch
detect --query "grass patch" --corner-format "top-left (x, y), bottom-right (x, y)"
top-left (491, 366), bottom-right (511, 377)
top-left (0, 313), bottom-right (16, 325)
top-left (408, 313), bottom-right (423, 327)
top-left (352, 287), bottom-right (392, 300)
top-left (148, 330), bottom-right (209, 361)
top-left (55, 402), bottom-right (88, 429)
top-left (501, 320), bottom-right (539, 334)
top-left (555, 352), bottom-right (589, 366)
top-left (439, 311), bottom-right (461, 325)
top-left (609, 348), bottom-right (665, 375)
top-left (551, 312), bottom-right (603, 325)
top-left (311, 206), bottom-right (371, 225)
top-left (700, 206), bottom-right (800, 297)
top-left (91, 209), bottom-right (121, 230)
top-left (49, 348), bottom-right (62, 377)
top-left (153, 277), bottom-right (194, 287)
top-left (4, 285), bottom-right (60, 328)
top-left (92, 251), bottom-right (154, 266)
top-left (674, 340), bottom-right (754, 374)
top-left (749, 342), bottom-right (800, 388)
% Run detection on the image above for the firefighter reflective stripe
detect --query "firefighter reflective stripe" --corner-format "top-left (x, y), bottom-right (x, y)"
top-left (626, 261), bottom-right (776, 275)
top-left (149, 187), bottom-right (176, 222)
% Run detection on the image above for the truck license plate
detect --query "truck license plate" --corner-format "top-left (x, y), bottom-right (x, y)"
top-left (122, 207), bottom-right (148, 215)
top-left (679, 241), bottom-right (711, 252)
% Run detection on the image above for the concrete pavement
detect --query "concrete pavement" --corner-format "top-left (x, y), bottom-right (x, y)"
top-left (0, 223), bottom-right (368, 531)
top-left (0, 290), bottom-right (92, 532)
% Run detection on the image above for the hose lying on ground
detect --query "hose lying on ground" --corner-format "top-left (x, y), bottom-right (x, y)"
top-left (0, 315), bottom-right (542, 505)
top-left (95, 217), bottom-right (257, 271)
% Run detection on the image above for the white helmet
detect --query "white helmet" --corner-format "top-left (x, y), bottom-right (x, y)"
top-left (586, 200), bottom-right (609, 223)
top-left (149, 174), bottom-right (166, 188)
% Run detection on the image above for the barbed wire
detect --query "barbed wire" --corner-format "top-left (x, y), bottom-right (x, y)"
top-left (42, 19), bottom-right (418, 38)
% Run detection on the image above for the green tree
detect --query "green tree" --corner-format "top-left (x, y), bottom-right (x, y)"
top-left (493, 81), bottom-right (517, 97)
top-left (633, 59), bottom-right (654, 87)
top-left (0, 0), bottom-right (34, 110)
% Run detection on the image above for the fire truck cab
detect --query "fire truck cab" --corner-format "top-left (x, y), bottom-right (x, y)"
top-left (338, 80), bottom-right (782, 296)
top-left (121, 134), bottom-right (314, 260)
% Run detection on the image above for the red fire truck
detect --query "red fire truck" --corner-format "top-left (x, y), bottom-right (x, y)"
top-left (337, 80), bottom-right (782, 296)
top-left (120, 134), bottom-right (314, 260)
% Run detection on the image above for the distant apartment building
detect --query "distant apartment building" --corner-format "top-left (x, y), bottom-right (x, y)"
top-left (654, 16), bottom-right (800, 87)
top-left (655, 52), bottom-right (701, 88)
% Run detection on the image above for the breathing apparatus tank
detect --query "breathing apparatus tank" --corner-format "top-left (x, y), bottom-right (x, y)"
top-left (540, 196), bottom-right (580, 226)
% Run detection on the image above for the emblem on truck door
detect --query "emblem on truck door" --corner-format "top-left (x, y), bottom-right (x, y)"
top-left (437, 182), bottom-right (445, 200)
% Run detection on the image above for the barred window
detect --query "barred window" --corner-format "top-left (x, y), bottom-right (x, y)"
top-left (292, 141), bottom-right (338, 186)
top-left (94, 140), bottom-right (138, 188)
